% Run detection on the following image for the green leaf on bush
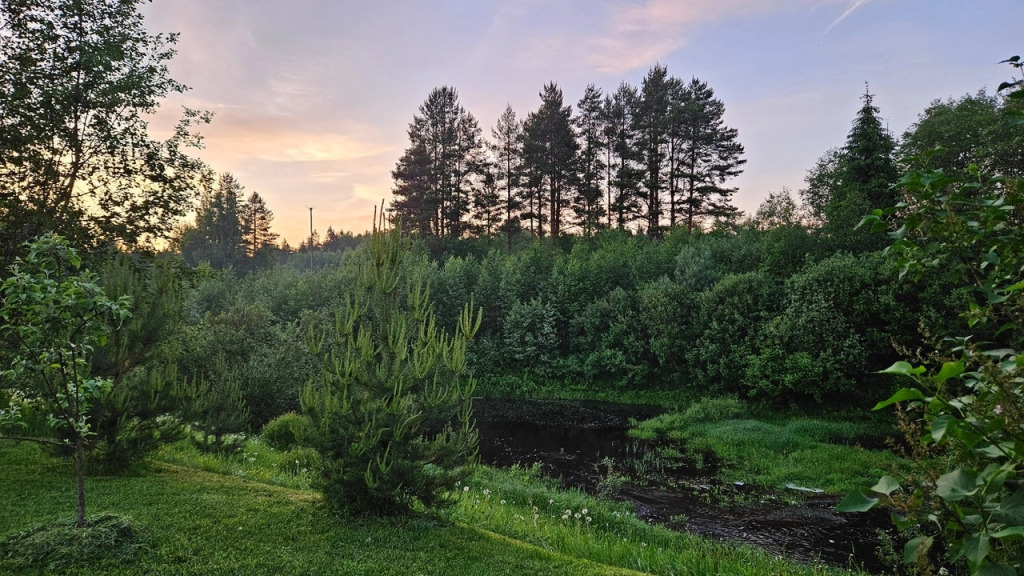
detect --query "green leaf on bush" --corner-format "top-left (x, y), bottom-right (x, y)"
top-left (975, 564), bottom-right (1017, 576)
top-left (963, 532), bottom-right (990, 569)
top-left (880, 361), bottom-right (926, 376)
top-left (933, 361), bottom-right (964, 383)
top-left (993, 488), bottom-right (1024, 524)
top-left (836, 489), bottom-right (878, 512)
top-left (874, 387), bottom-right (926, 410)
top-left (903, 535), bottom-right (932, 565)
top-left (870, 475), bottom-right (900, 496)
top-left (936, 469), bottom-right (979, 501)
top-left (990, 526), bottom-right (1024, 540)
top-left (931, 414), bottom-right (954, 442)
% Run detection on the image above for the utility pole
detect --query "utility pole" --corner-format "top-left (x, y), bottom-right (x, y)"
top-left (307, 205), bottom-right (315, 272)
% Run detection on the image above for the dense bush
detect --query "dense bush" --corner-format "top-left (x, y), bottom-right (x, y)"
top-left (167, 220), bottom-right (960, 411)
top-left (260, 412), bottom-right (315, 451)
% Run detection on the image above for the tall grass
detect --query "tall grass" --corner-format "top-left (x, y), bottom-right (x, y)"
top-left (629, 399), bottom-right (905, 494)
top-left (447, 465), bottom-right (866, 576)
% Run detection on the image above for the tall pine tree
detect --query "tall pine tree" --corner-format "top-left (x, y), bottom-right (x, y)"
top-left (523, 83), bottom-right (578, 239)
top-left (391, 87), bottom-right (484, 237)
top-left (677, 78), bottom-right (745, 232)
top-left (603, 83), bottom-right (643, 230)
top-left (489, 105), bottom-right (524, 248)
top-left (241, 191), bottom-right (279, 267)
top-left (574, 84), bottom-right (606, 237)
top-left (635, 65), bottom-right (673, 237)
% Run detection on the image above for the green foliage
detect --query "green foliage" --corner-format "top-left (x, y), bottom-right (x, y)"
top-left (692, 271), bottom-right (784, 397)
top-left (682, 396), bottom-right (747, 423)
top-left (747, 251), bottom-right (904, 404)
top-left (849, 65), bottom-right (1024, 573)
top-left (302, 224), bottom-right (481, 515)
top-left (260, 411), bottom-right (314, 451)
top-left (0, 234), bottom-right (131, 526)
top-left (0, 0), bottom-right (210, 261)
top-left (181, 371), bottom-right (249, 457)
top-left (86, 256), bottom-right (190, 470)
top-left (900, 90), bottom-right (1024, 180)
top-left (0, 513), bottom-right (145, 573)
top-left (178, 301), bottom-right (312, 429)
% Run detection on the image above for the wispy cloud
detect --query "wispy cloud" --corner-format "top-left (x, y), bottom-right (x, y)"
top-left (588, 0), bottom-right (879, 75)
top-left (824, 0), bottom-right (873, 34)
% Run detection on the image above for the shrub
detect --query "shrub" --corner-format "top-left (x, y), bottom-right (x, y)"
top-left (261, 412), bottom-right (314, 451)
top-left (682, 396), bottom-right (746, 423)
top-left (279, 446), bottom-right (321, 476)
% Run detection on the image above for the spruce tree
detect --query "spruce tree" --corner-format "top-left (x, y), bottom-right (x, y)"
top-left (822, 87), bottom-right (898, 250)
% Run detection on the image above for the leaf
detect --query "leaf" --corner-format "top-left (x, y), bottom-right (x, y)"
top-left (874, 387), bottom-right (926, 410)
top-left (836, 489), bottom-right (878, 512)
top-left (963, 533), bottom-right (990, 569)
top-left (903, 535), bottom-right (932, 565)
top-left (931, 414), bottom-right (955, 442)
top-left (980, 348), bottom-right (1015, 359)
top-left (887, 224), bottom-right (907, 240)
top-left (933, 361), bottom-right (964, 383)
top-left (880, 361), bottom-right (926, 377)
top-left (936, 469), bottom-right (979, 501)
top-left (870, 475), bottom-right (901, 496)
top-left (992, 488), bottom-right (1024, 524)
top-left (975, 564), bottom-right (1017, 576)
top-left (990, 526), bottom-right (1024, 540)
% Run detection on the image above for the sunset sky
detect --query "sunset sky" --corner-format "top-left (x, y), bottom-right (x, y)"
top-left (141, 0), bottom-right (1021, 245)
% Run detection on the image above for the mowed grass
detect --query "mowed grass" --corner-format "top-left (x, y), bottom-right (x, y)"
top-left (0, 442), bottom-right (638, 576)
top-left (1, 438), bottom-right (869, 576)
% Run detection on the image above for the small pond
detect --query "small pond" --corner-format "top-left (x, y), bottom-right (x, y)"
top-left (473, 398), bottom-right (891, 573)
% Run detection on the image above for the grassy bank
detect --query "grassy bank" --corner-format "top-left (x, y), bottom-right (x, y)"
top-left (1, 439), bottom-right (867, 575)
top-left (629, 398), bottom-right (905, 495)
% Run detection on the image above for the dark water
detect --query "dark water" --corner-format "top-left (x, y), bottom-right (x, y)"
top-left (473, 398), bottom-right (891, 573)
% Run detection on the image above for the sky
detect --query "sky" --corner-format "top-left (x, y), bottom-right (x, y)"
top-left (141, 0), bottom-right (1022, 245)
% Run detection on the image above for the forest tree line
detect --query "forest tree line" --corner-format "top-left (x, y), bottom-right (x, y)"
top-left (391, 67), bottom-right (745, 242)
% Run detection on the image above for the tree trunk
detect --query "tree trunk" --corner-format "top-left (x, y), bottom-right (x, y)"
top-left (75, 432), bottom-right (86, 527)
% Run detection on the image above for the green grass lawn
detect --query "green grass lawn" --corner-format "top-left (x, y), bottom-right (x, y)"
top-left (1, 439), bottom-right (869, 575)
top-left (0, 442), bottom-right (640, 575)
